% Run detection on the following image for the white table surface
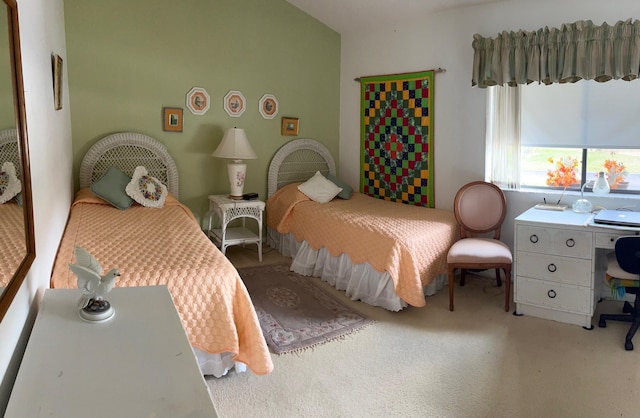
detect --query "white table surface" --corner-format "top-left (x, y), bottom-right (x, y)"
top-left (5, 286), bottom-right (218, 417)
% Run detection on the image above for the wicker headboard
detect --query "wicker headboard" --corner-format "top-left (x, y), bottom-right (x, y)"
top-left (0, 128), bottom-right (21, 178)
top-left (79, 132), bottom-right (180, 198)
top-left (267, 138), bottom-right (336, 197)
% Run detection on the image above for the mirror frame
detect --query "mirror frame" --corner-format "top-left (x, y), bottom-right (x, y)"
top-left (0, 0), bottom-right (35, 322)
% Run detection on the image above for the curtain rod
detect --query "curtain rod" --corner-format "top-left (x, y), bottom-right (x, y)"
top-left (354, 67), bottom-right (446, 82)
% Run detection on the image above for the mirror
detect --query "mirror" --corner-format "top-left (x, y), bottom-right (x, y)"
top-left (0, 0), bottom-right (35, 322)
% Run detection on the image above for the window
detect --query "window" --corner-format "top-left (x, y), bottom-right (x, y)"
top-left (487, 80), bottom-right (640, 194)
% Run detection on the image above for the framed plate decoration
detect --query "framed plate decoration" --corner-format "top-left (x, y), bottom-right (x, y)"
top-left (223, 90), bottom-right (246, 117)
top-left (258, 94), bottom-right (278, 119)
top-left (186, 87), bottom-right (210, 115)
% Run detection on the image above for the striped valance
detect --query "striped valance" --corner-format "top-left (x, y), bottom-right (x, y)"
top-left (472, 19), bottom-right (640, 88)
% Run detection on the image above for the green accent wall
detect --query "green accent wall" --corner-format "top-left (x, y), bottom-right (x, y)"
top-left (64, 0), bottom-right (340, 218)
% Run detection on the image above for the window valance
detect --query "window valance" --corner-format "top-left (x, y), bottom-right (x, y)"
top-left (472, 19), bottom-right (640, 88)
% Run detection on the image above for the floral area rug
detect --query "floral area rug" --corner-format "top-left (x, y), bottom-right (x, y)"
top-left (237, 263), bottom-right (374, 355)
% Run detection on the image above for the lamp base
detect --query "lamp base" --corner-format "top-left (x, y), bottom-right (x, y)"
top-left (226, 160), bottom-right (247, 200)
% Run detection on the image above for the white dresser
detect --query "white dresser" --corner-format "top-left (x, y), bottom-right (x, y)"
top-left (5, 286), bottom-right (218, 417)
top-left (514, 208), bottom-right (639, 328)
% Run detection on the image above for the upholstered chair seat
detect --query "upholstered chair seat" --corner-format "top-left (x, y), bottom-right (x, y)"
top-left (447, 238), bottom-right (513, 264)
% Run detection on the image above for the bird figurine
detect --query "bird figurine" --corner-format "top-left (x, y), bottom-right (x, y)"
top-left (69, 245), bottom-right (120, 312)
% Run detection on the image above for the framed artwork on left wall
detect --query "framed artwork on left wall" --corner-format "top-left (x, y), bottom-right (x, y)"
top-left (162, 107), bottom-right (183, 132)
top-left (52, 54), bottom-right (63, 110)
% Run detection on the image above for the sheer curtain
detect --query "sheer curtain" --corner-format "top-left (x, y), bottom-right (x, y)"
top-left (485, 85), bottom-right (520, 189)
top-left (472, 19), bottom-right (640, 88)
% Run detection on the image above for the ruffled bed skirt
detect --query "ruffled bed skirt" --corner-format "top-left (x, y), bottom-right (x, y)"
top-left (267, 228), bottom-right (447, 311)
top-left (193, 349), bottom-right (247, 378)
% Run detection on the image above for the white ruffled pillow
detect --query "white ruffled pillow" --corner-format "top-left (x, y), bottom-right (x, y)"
top-left (125, 166), bottom-right (168, 208)
top-left (297, 171), bottom-right (342, 204)
top-left (0, 161), bottom-right (21, 204)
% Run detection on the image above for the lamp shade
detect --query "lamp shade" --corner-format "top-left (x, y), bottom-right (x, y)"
top-left (212, 128), bottom-right (257, 160)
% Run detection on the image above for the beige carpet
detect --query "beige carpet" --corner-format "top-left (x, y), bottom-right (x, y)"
top-left (208, 246), bottom-right (640, 418)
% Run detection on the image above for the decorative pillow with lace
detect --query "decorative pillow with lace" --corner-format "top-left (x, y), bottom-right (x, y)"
top-left (0, 161), bottom-right (21, 204)
top-left (125, 166), bottom-right (168, 208)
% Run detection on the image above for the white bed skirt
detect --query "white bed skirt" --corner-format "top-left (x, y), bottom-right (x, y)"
top-left (267, 228), bottom-right (447, 311)
top-left (193, 348), bottom-right (247, 378)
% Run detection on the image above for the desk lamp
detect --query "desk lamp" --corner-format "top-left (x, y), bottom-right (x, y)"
top-left (212, 127), bottom-right (257, 199)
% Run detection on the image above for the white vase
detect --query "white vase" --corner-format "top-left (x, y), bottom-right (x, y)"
top-left (593, 171), bottom-right (610, 195)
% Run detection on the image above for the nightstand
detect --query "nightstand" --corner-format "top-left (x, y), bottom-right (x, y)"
top-left (207, 194), bottom-right (265, 261)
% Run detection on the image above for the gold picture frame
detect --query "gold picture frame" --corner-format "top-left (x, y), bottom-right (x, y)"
top-left (52, 54), bottom-right (63, 110)
top-left (162, 107), bottom-right (183, 132)
top-left (281, 117), bottom-right (299, 136)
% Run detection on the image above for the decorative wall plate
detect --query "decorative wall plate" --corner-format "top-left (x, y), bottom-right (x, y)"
top-left (186, 87), bottom-right (210, 115)
top-left (259, 94), bottom-right (279, 119)
top-left (223, 90), bottom-right (246, 117)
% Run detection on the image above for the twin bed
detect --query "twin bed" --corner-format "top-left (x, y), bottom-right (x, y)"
top-left (50, 132), bottom-right (457, 381)
top-left (266, 138), bottom-right (459, 311)
top-left (50, 132), bottom-right (273, 377)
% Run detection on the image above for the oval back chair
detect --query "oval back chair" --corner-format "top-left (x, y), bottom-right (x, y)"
top-left (447, 181), bottom-right (512, 312)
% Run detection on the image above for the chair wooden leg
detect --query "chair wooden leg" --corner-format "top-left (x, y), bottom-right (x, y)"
top-left (448, 267), bottom-right (455, 311)
top-left (504, 267), bottom-right (511, 312)
top-left (495, 268), bottom-right (502, 287)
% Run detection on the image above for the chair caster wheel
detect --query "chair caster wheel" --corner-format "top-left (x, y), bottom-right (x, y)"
top-left (599, 319), bottom-right (606, 328)
top-left (625, 340), bottom-right (634, 351)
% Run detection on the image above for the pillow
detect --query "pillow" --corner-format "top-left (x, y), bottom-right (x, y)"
top-left (325, 173), bottom-right (353, 200)
top-left (0, 161), bottom-right (21, 204)
top-left (297, 171), bottom-right (342, 204)
top-left (125, 166), bottom-right (168, 208)
top-left (91, 166), bottom-right (134, 210)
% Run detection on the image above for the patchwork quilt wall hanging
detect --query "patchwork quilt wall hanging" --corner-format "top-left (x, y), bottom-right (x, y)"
top-left (360, 70), bottom-right (434, 207)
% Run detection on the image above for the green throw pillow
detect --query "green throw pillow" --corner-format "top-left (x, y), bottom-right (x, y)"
top-left (91, 166), bottom-right (134, 210)
top-left (325, 173), bottom-right (353, 200)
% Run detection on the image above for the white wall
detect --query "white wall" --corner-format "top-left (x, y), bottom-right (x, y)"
top-left (339, 0), bottom-right (640, 249)
top-left (0, 0), bottom-right (73, 411)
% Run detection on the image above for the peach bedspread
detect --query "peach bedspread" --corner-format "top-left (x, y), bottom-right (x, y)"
top-left (51, 189), bottom-right (273, 375)
top-left (267, 183), bottom-right (459, 307)
top-left (0, 201), bottom-right (26, 287)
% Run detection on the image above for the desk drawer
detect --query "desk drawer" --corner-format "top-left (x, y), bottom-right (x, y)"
top-left (515, 276), bottom-right (592, 314)
top-left (595, 231), bottom-right (639, 249)
top-left (516, 225), bottom-right (592, 258)
top-left (516, 251), bottom-right (591, 286)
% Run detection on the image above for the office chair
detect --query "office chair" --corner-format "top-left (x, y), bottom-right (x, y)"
top-left (598, 236), bottom-right (640, 350)
top-left (447, 181), bottom-right (512, 312)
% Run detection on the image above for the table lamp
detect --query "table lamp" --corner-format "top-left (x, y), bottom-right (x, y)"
top-left (212, 127), bottom-right (257, 199)
top-left (592, 171), bottom-right (611, 195)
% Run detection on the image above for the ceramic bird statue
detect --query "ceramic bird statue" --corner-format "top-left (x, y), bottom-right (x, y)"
top-left (69, 245), bottom-right (120, 310)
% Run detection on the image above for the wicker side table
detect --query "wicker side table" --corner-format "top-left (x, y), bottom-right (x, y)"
top-left (207, 194), bottom-right (265, 261)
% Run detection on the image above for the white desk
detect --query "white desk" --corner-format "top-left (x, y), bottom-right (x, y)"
top-left (5, 286), bottom-right (218, 417)
top-left (514, 208), bottom-right (640, 328)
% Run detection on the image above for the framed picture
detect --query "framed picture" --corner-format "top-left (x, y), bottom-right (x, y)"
top-left (258, 94), bottom-right (278, 119)
top-left (52, 54), bottom-right (63, 110)
top-left (223, 90), bottom-right (246, 117)
top-left (281, 117), bottom-right (299, 136)
top-left (162, 107), bottom-right (183, 132)
top-left (186, 87), bottom-right (210, 115)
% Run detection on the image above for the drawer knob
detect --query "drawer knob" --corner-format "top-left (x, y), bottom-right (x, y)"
top-left (529, 234), bottom-right (539, 243)
top-left (547, 263), bottom-right (557, 273)
top-left (566, 238), bottom-right (575, 248)
top-left (547, 289), bottom-right (557, 299)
